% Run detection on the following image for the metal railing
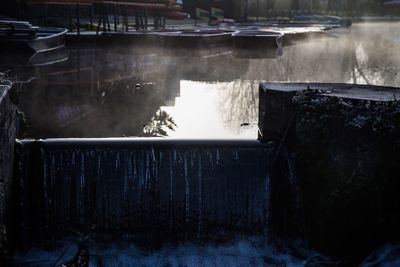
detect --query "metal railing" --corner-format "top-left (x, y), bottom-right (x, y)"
top-left (27, 0), bottom-right (182, 34)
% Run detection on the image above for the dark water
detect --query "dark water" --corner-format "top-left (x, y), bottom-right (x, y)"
top-left (5, 22), bottom-right (400, 139)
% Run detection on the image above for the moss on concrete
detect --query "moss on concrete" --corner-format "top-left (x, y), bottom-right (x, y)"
top-left (293, 91), bottom-right (400, 259)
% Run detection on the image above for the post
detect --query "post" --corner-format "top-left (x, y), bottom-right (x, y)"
top-left (103, 5), bottom-right (107, 32)
top-left (194, 0), bottom-right (197, 26)
top-left (69, 5), bottom-right (73, 31)
top-left (43, 3), bottom-right (47, 26)
top-left (144, 7), bottom-right (148, 30)
top-left (106, 5), bottom-right (111, 31)
top-left (90, 4), bottom-right (94, 31)
top-left (244, 0), bottom-right (248, 21)
top-left (114, 4), bottom-right (117, 31)
top-left (76, 3), bottom-right (80, 36)
top-left (17, 0), bottom-right (21, 19)
top-left (341, 0), bottom-right (344, 16)
top-left (125, 6), bottom-right (128, 31)
top-left (154, 6), bottom-right (158, 29)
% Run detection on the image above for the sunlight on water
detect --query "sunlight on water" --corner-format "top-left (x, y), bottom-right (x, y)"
top-left (160, 80), bottom-right (258, 138)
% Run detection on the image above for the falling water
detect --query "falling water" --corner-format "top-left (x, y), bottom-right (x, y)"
top-left (14, 139), bottom-right (291, 246)
top-left (10, 138), bottom-right (326, 266)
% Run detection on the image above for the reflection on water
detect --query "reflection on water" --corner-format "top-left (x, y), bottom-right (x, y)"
top-left (158, 80), bottom-right (258, 138)
top-left (6, 22), bottom-right (400, 139)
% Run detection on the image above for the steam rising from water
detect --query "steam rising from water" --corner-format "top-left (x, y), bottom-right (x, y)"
top-left (11, 22), bottom-right (400, 139)
top-left (243, 23), bottom-right (400, 86)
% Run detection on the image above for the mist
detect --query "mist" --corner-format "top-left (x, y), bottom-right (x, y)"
top-left (10, 21), bottom-right (400, 139)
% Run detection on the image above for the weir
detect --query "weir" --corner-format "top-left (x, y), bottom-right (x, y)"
top-left (10, 81), bottom-right (400, 265)
top-left (14, 138), bottom-right (300, 247)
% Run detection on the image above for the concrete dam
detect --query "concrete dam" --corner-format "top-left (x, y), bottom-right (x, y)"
top-left (15, 139), bottom-right (294, 246)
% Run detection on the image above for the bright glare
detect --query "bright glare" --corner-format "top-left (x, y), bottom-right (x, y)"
top-left (161, 80), bottom-right (258, 139)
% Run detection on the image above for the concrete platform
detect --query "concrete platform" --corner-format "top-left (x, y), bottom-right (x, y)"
top-left (258, 82), bottom-right (400, 143)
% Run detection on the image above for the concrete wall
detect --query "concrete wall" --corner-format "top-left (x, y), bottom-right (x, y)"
top-left (0, 78), bottom-right (16, 226)
top-left (0, 77), bottom-right (16, 264)
top-left (15, 139), bottom-right (275, 244)
top-left (258, 83), bottom-right (400, 258)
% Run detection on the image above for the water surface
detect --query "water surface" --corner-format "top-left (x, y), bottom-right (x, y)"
top-left (6, 22), bottom-right (400, 139)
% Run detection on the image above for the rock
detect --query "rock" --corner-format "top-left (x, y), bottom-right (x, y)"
top-left (360, 243), bottom-right (400, 267)
top-left (304, 255), bottom-right (340, 267)
top-left (57, 237), bottom-right (89, 267)
top-left (263, 256), bottom-right (286, 266)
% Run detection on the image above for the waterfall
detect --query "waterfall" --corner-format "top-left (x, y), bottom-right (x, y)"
top-left (14, 139), bottom-right (291, 246)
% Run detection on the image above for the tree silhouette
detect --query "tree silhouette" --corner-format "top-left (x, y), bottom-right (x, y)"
top-left (143, 110), bottom-right (177, 137)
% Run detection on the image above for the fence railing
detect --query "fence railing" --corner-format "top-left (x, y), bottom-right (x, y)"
top-left (27, 0), bottom-right (182, 34)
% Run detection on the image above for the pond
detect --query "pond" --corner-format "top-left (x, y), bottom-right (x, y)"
top-left (3, 22), bottom-right (400, 140)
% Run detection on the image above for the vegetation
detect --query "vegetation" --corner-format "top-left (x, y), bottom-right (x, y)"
top-left (143, 110), bottom-right (177, 137)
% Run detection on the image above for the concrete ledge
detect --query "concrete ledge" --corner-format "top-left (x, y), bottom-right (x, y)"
top-left (259, 82), bottom-right (400, 143)
top-left (17, 138), bottom-right (268, 148)
top-left (260, 82), bottom-right (400, 101)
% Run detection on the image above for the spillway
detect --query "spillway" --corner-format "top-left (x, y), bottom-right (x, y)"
top-left (14, 138), bottom-right (301, 247)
